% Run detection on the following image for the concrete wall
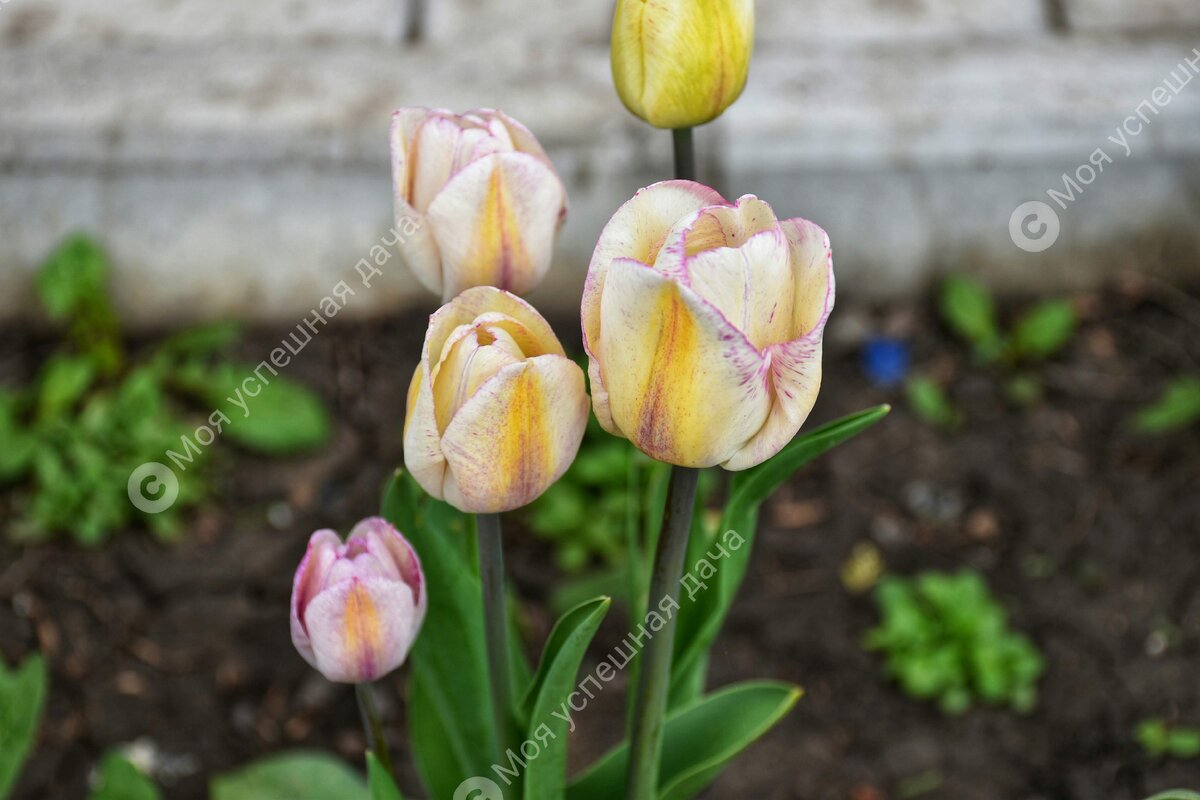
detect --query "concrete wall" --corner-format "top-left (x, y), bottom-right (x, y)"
top-left (2, 0), bottom-right (1199, 324)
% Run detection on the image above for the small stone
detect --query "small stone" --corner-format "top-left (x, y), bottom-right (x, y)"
top-left (965, 508), bottom-right (1000, 541)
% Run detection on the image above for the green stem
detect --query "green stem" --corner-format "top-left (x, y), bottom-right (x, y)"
top-left (624, 465), bottom-right (699, 800)
top-left (672, 127), bottom-right (696, 181)
top-left (356, 682), bottom-right (393, 778)
top-left (477, 512), bottom-right (517, 759)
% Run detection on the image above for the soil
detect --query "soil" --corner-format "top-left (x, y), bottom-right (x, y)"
top-left (3, 278), bottom-right (1200, 800)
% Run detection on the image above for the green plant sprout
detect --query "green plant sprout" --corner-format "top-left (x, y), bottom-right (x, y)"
top-left (866, 570), bottom-right (1044, 715)
top-left (0, 235), bottom-right (331, 543)
top-left (1138, 719), bottom-right (1200, 760)
top-left (901, 276), bottom-right (1079, 422)
top-left (1135, 377), bottom-right (1200, 434)
top-left (526, 417), bottom-right (716, 581)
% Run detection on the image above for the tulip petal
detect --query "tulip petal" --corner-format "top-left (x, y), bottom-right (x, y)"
top-left (722, 218), bottom-right (835, 471)
top-left (390, 109), bottom-right (444, 293)
top-left (404, 287), bottom-right (567, 502)
top-left (426, 152), bottom-right (565, 299)
top-left (290, 529), bottom-right (342, 668)
top-left (305, 577), bottom-right (418, 684)
top-left (439, 356), bottom-right (588, 513)
top-left (598, 257), bottom-right (770, 467)
top-left (582, 180), bottom-right (725, 432)
top-left (347, 517), bottom-right (427, 627)
top-left (674, 227), bottom-right (793, 351)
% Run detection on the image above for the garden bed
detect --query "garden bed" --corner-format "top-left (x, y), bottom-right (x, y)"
top-left (2, 280), bottom-right (1199, 799)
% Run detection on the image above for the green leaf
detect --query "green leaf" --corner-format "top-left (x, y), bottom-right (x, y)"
top-left (381, 471), bottom-right (497, 799)
top-left (157, 322), bottom-right (242, 358)
top-left (567, 681), bottom-right (801, 800)
top-left (1143, 792), bottom-right (1200, 800)
top-left (1135, 377), bottom-right (1200, 434)
top-left (0, 653), bottom-right (47, 799)
top-left (670, 407), bottom-right (890, 699)
top-left (367, 752), bottom-right (404, 800)
top-left (192, 363), bottom-right (331, 455)
top-left (1009, 299), bottom-right (1076, 361)
top-left (211, 752), bottom-right (367, 800)
top-left (34, 235), bottom-right (122, 372)
top-left (522, 597), bottom-right (611, 800)
top-left (35, 234), bottom-right (109, 321)
top-left (36, 355), bottom-right (96, 422)
top-left (89, 752), bottom-right (162, 800)
top-left (939, 276), bottom-right (1002, 359)
top-left (905, 376), bottom-right (963, 430)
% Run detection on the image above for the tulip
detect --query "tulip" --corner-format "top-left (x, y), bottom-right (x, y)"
top-left (290, 517), bottom-right (427, 684)
top-left (611, 0), bottom-right (754, 130)
top-left (581, 180), bottom-right (834, 471)
top-left (390, 107), bottom-right (568, 300)
top-left (404, 286), bottom-right (589, 513)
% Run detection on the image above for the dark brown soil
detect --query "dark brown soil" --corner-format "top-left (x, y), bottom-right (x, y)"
top-left (3, 280), bottom-right (1200, 800)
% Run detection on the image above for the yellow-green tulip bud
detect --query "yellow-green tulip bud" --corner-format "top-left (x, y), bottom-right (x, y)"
top-left (611, 0), bottom-right (754, 129)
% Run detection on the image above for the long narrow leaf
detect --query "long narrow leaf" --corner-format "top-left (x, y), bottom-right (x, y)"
top-left (670, 406), bottom-right (890, 696)
top-left (567, 681), bottom-right (801, 800)
top-left (381, 471), bottom-right (496, 798)
top-left (523, 597), bottom-right (612, 800)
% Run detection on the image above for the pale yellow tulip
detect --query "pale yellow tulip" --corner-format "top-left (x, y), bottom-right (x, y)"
top-left (581, 180), bottom-right (834, 470)
top-left (404, 287), bottom-right (588, 512)
top-left (390, 108), bottom-right (568, 300)
top-left (611, 0), bottom-right (754, 129)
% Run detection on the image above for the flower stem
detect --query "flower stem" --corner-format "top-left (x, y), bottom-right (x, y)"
top-left (356, 682), bottom-right (393, 778)
top-left (672, 127), bottom-right (696, 181)
top-left (477, 512), bottom-right (518, 759)
top-left (624, 465), bottom-right (700, 800)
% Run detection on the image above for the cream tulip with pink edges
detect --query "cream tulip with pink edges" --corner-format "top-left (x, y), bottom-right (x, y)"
top-left (581, 180), bottom-right (834, 471)
top-left (290, 517), bottom-right (427, 684)
top-left (404, 286), bottom-right (589, 513)
top-left (390, 108), bottom-right (568, 301)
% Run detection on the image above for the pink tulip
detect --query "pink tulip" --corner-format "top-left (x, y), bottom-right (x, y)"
top-left (290, 518), bottom-right (427, 683)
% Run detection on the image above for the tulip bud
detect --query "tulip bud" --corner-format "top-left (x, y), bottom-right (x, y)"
top-left (404, 286), bottom-right (589, 513)
top-left (390, 108), bottom-right (568, 301)
top-left (582, 180), bottom-right (834, 470)
top-left (290, 518), bottom-right (427, 684)
top-left (611, 0), bottom-right (754, 129)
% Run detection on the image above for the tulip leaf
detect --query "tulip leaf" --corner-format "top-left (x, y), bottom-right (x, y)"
top-left (567, 681), bottom-right (801, 800)
top-left (521, 596), bottom-right (611, 800)
top-left (669, 406), bottom-right (890, 706)
top-left (89, 752), bottom-right (162, 800)
top-left (381, 471), bottom-right (497, 799)
top-left (211, 752), bottom-right (367, 800)
top-left (0, 653), bottom-right (47, 800)
top-left (367, 752), bottom-right (404, 800)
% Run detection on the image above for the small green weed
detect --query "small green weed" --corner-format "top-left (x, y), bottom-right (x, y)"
top-left (866, 570), bottom-right (1044, 714)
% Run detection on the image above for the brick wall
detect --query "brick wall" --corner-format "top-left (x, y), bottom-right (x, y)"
top-left (1, 0), bottom-right (1199, 323)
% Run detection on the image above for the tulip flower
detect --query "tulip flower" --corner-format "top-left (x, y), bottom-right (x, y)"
top-left (290, 517), bottom-right (427, 684)
top-left (611, 0), bottom-right (754, 130)
top-left (404, 286), bottom-right (589, 513)
top-left (581, 180), bottom-right (834, 471)
top-left (390, 107), bottom-right (568, 300)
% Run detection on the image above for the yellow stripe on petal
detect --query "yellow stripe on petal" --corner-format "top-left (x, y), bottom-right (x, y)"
top-left (427, 154), bottom-right (565, 299)
top-left (343, 580), bottom-right (383, 677)
top-left (440, 356), bottom-right (588, 513)
top-left (599, 259), bottom-right (770, 467)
